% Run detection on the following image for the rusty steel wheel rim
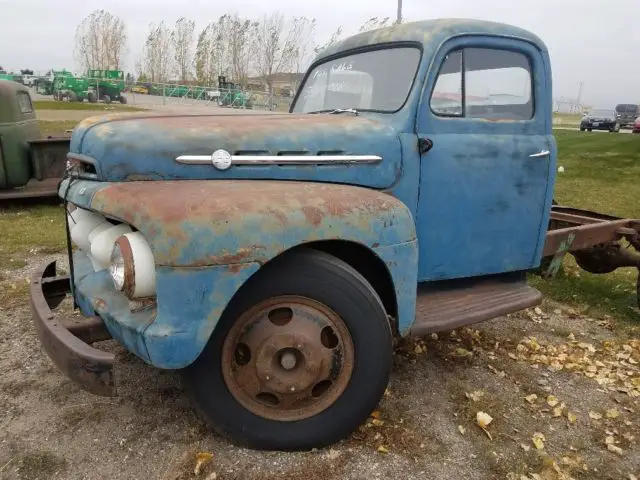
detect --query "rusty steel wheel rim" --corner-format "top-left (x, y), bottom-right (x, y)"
top-left (221, 295), bottom-right (355, 422)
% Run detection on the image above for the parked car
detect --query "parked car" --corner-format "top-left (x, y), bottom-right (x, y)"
top-left (131, 85), bottom-right (149, 95)
top-left (633, 116), bottom-right (640, 134)
top-left (615, 103), bottom-right (639, 129)
top-left (580, 109), bottom-right (619, 132)
top-left (29, 18), bottom-right (640, 451)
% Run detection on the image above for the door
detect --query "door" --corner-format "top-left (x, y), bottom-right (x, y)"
top-left (416, 37), bottom-right (555, 281)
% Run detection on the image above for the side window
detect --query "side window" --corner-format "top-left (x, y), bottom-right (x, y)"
top-left (430, 47), bottom-right (534, 121)
top-left (465, 48), bottom-right (533, 120)
top-left (430, 50), bottom-right (462, 117)
top-left (17, 92), bottom-right (33, 113)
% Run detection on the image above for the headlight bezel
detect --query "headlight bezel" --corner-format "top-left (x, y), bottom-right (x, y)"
top-left (109, 236), bottom-right (135, 297)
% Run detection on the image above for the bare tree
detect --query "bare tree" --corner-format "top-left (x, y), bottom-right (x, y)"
top-left (313, 26), bottom-right (343, 55)
top-left (171, 17), bottom-right (195, 83)
top-left (254, 13), bottom-right (313, 97)
top-left (143, 22), bottom-right (172, 83)
top-left (74, 10), bottom-right (127, 71)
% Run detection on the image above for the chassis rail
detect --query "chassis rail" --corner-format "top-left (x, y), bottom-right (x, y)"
top-left (542, 205), bottom-right (640, 289)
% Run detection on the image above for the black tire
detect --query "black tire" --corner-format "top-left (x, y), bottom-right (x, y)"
top-left (587, 128), bottom-right (592, 132)
top-left (68, 91), bottom-right (78, 102)
top-left (102, 94), bottom-right (111, 104)
top-left (87, 91), bottom-right (97, 103)
top-left (182, 248), bottom-right (393, 450)
top-left (579, 127), bottom-right (585, 132)
top-left (119, 95), bottom-right (127, 104)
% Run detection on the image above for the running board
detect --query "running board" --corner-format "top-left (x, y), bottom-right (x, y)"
top-left (409, 274), bottom-right (542, 336)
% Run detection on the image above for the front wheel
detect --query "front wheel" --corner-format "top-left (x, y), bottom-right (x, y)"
top-left (182, 249), bottom-right (393, 450)
top-left (102, 94), bottom-right (111, 104)
top-left (119, 95), bottom-right (127, 104)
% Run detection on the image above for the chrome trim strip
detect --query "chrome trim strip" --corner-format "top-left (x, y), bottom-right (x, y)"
top-left (175, 154), bottom-right (383, 166)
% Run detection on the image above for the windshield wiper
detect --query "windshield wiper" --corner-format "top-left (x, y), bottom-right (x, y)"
top-left (329, 108), bottom-right (359, 115)
top-left (308, 108), bottom-right (359, 115)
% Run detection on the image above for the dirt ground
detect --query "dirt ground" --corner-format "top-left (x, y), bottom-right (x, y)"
top-left (0, 252), bottom-right (638, 480)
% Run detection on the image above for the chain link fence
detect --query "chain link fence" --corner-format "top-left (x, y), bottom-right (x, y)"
top-left (123, 81), bottom-right (294, 112)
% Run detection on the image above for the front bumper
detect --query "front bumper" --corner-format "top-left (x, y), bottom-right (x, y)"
top-left (581, 121), bottom-right (616, 130)
top-left (30, 260), bottom-right (116, 396)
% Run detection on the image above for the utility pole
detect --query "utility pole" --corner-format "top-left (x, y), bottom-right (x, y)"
top-left (396, 0), bottom-right (403, 24)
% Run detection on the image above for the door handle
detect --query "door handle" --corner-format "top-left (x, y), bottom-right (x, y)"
top-left (529, 150), bottom-right (550, 158)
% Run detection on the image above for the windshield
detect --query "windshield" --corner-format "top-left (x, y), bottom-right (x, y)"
top-left (589, 109), bottom-right (614, 117)
top-left (292, 47), bottom-right (421, 114)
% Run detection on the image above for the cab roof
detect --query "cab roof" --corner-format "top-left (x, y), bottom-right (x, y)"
top-left (314, 18), bottom-right (546, 62)
top-left (0, 79), bottom-right (34, 123)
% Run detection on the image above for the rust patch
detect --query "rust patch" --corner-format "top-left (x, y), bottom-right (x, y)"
top-left (92, 180), bottom-right (397, 227)
top-left (116, 236), bottom-right (136, 297)
top-left (301, 206), bottom-right (324, 227)
top-left (209, 247), bottom-right (253, 265)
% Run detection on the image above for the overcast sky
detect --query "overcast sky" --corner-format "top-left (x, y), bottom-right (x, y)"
top-left (0, 0), bottom-right (638, 107)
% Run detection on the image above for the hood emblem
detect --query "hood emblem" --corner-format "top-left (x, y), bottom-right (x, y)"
top-left (211, 149), bottom-right (233, 171)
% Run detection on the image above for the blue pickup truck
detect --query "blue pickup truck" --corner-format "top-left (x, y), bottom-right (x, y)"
top-left (30, 19), bottom-right (640, 450)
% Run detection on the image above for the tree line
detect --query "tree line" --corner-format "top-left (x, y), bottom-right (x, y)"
top-left (73, 9), bottom-right (392, 93)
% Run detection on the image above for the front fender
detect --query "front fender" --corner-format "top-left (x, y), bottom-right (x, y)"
top-left (60, 179), bottom-right (418, 368)
top-left (64, 179), bottom-right (416, 266)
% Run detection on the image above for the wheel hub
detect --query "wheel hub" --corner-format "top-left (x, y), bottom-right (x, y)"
top-left (221, 296), bottom-right (354, 422)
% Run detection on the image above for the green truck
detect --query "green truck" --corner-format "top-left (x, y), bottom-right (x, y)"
top-left (51, 69), bottom-right (128, 104)
top-left (87, 69), bottom-right (127, 104)
top-left (0, 80), bottom-right (70, 200)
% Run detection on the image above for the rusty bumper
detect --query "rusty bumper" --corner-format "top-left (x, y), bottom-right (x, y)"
top-left (30, 260), bottom-right (116, 396)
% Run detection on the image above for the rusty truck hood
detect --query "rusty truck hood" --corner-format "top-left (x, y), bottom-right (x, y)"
top-left (69, 112), bottom-right (403, 189)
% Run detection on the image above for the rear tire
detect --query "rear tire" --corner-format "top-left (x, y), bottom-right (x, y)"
top-left (182, 248), bottom-right (393, 450)
top-left (87, 91), bottom-right (97, 103)
top-left (68, 91), bottom-right (78, 102)
top-left (119, 95), bottom-right (127, 104)
top-left (102, 94), bottom-right (111, 104)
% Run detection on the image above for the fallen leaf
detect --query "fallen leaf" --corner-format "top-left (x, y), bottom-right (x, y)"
top-left (607, 444), bottom-right (623, 455)
top-left (552, 406), bottom-right (564, 417)
top-left (458, 425), bottom-right (466, 435)
top-left (605, 408), bottom-right (620, 419)
top-left (532, 432), bottom-right (546, 450)
top-left (520, 443), bottom-right (531, 452)
top-left (476, 411), bottom-right (493, 428)
top-left (476, 411), bottom-right (493, 440)
top-left (629, 474), bottom-right (638, 480)
top-left (534, 307), bottom-right (543, 315)
top-left (370, 410), bottom-right (381, 419)
top-left (377, 445), bottom-right (389, 454)
top-left (622, 433), bottom-right (634, 442)
top-left (465, 390), bottom-right (485, 402)
top-left (525, 394), bottom-right (538, 404)
top-left (605, 436), bottom-right (615, 445)
top-left (455, 347), bottom-right (473, 357)
top-left (547, 395), bottom-right (559, 407)
top-left (194, 452), bottom-right (213, 476)
top-left (371, 419), bottom-right (384, 427)
top-left (567, 333), bottom-right (576, 341)
top-left (589, 411), bottom-right (603, 420)
top-left (414, 344), bottom-right (424, 354)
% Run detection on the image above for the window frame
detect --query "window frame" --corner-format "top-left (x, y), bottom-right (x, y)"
top-left (290, 41), bottom-right (424, 115)
top-left (429, 46), bottom-right (535, 121)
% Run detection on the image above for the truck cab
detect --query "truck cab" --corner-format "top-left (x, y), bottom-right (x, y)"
top-left (32, 19), bottom-right (558, 450)
top-left (0, 79), bottom-right (70, 198)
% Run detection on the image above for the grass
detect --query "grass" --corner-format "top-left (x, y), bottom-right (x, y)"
top-left (0, 205), bottom-right (66, 306)
top-left (553, 112), bottom-right (582, 127)
top-left (33, 100), bottom-right (147, 112)
top-left (37, 120), bottom-right (79, 136)
top-left (530, 129), bottom-right (640, 324)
